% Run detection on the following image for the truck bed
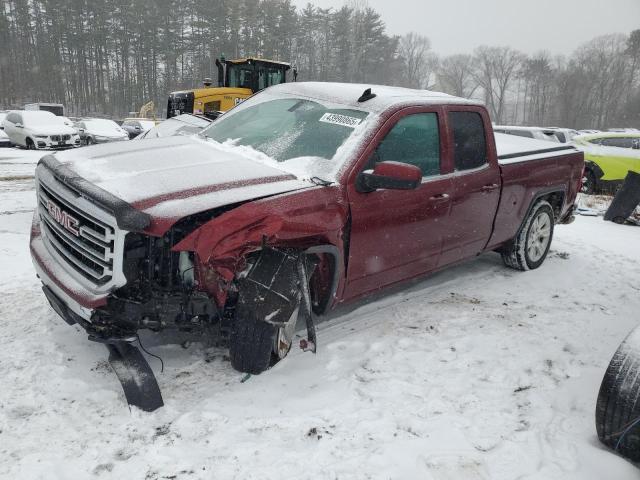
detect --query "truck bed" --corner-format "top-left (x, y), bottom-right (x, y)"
top-left (488, 133), bottom-right (584, 250)
top-left (495, 132), bottom-right (577, 164)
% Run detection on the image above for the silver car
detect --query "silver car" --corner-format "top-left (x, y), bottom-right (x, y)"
top-left (75, 119), bottom-right (129, 145)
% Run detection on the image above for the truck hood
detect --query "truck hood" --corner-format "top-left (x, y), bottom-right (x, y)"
top-left (50, 136), bottom-right (312, 230)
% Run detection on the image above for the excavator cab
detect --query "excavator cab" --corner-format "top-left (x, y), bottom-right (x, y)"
top-left (167, 57), bottom-right (293, 119)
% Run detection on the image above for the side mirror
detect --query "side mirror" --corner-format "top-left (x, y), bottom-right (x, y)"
top-left (356, 161), bottom-right (422, 193)
top-left (78, 128), bottom-right (85, 133)
top-left (15, 123), bottom-right (23, 128)
top-left (135, 126), bottom-right (141, 131)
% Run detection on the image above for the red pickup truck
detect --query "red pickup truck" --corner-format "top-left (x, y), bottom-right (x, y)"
top-left (31, 82), bottom-right (584, 375)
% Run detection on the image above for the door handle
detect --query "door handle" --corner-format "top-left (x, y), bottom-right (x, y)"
top-left (429, 193), bottom-right (450, 202)
top-left (481, 184), bottom-right (499, 192)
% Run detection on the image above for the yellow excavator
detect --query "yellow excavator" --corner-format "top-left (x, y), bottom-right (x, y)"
top-left (167, 56), bottom-right (295, 119)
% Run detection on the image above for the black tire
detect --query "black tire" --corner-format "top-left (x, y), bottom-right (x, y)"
top-left (501, 200), bottom-right (554, 271)
top-left (582, 169), bottom-right (597, 195)
top-left (596, 325), bottom-right (640, 462)
top-left (229, 307), bottom-right (279, 375)
top-left (86, 137), bottom-right (95, 145)
top-left (26, 138), bottom-right (35, 150)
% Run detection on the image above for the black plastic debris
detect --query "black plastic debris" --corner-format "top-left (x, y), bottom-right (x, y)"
top-left (107, 342), bottom-right (164, 412)
top-left (604, 171), bottom-right (640, 224)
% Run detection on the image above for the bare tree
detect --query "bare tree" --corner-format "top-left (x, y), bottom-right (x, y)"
top-left (398, 32), bottom-right (436, 89)
top-left (473, 46), bottom-right (524, 123)
top-left (436, 54), bottom-right (478, 98)
top-left (521, 52), bottom-right (555, 125)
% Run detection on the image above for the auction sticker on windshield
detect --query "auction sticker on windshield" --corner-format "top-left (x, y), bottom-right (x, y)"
top-left (319, 113), bottom-right (362, 128)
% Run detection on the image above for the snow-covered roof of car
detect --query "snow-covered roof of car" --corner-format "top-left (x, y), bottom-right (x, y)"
top-left (493, 125), bottom-right (557, 132)
top-left (575, 131), bottom-right (640, 139)
top-left (265, 82), bottom-right (481, 113)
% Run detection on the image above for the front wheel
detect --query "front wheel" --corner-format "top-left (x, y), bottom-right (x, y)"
top-left (229, 302), bottom-right (300, 375)
top-left (26, 138), bottom-right (36, 150)
top-left (501, 200), bottom-right (555, 271)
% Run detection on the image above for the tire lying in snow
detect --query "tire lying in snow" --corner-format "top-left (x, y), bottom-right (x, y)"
top-left (596, 325), bottom-right (640, 462)
top-left (501, 199), bottom-right (554, 271)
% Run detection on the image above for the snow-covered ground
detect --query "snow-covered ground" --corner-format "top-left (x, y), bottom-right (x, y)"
top-left (0, 147), bottom-right (639, 479)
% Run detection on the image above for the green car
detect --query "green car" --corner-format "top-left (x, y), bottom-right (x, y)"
top-left (573, 132), bottom-right (640, 193)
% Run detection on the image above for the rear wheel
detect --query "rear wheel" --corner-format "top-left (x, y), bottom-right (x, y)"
top-left (502, 200), bottom-right (554, 271)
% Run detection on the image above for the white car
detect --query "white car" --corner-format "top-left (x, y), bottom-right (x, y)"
top-left (543, 127), bottom-right (580, 143)
top-left (493, 125), bottom-right (566, 143)
top-left (2, 110), bottom-right (80, 150)
top-left (75, 118), bottom-right (129, 145)
top-left (0, 112), bottom-right (11, 147)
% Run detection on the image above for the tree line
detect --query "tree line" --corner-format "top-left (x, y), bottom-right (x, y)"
top-left (0, 0), bottom-right (638, 129)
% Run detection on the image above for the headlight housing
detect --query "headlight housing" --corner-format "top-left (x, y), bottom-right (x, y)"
top-left (34, 135), bottom-right (48, 139)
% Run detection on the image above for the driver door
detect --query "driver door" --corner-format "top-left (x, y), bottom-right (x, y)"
top-left (344, 108), bottom-right (453, 300)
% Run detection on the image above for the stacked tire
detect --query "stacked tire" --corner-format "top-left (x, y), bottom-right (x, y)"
top-left (596, 325), bottom-right (640, 462)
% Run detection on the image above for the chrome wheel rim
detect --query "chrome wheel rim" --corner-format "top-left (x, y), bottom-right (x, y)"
top-left (527, 211), bottom-right (551, 262)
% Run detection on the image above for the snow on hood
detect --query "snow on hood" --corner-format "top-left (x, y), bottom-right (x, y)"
top-left (28, 124), bottom-right (77, 136)
top-left (84, 119), bottom-right (127, 137)
top-left (53, 135), bottom-right (312, 219)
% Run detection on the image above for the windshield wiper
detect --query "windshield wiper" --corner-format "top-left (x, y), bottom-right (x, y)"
top-left (309, 176), bottom-right (333, 187)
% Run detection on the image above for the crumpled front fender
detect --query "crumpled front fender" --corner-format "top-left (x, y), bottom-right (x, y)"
top-left (172, 187), bottom-right (348, 306)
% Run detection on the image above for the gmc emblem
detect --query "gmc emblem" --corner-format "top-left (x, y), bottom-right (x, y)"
top-left (46, 199), bottom-right (80, 236)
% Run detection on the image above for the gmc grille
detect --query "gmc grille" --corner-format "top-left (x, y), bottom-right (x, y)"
top-left (35, 166), bottom-right (128, 293)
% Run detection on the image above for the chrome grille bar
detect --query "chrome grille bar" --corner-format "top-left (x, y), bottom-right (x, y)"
top-left (36, 163), bottom-right (128, 294)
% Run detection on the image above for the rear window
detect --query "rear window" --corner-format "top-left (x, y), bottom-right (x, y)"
top-left (450, 112), bottom-right (487, 171)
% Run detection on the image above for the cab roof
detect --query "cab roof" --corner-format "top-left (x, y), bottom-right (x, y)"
top-left (265, 82), bottom-right (482, 114)
top-left (226, 57), bottom-right (291, 68)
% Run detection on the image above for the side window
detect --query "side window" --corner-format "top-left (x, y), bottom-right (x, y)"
top-left (449, 111), bottom-right (487, 171)
top-left (601, 137), bottom-right (634, 149)
top-left (204, 100), bottom-right (221, 115)
top-left (6, 113), bottom-right (16, 123)
top-left (374, 113), bottom-right (440, 177)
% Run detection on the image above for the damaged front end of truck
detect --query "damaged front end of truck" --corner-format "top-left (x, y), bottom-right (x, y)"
top-left (31, 154), bottom-right (346, 411)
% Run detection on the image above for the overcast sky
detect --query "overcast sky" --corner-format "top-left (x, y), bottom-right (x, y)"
top-left (293, 0), bottom-right (640, 56)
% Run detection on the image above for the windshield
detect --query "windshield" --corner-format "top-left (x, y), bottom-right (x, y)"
top-left (199, 96), bottom-right (370, 180)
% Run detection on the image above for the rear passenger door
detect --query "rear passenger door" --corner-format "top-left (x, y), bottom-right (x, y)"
top-left (440, 108), bottom-right (501, 265)
top-left (345, 108), bottom-right (454, 299)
